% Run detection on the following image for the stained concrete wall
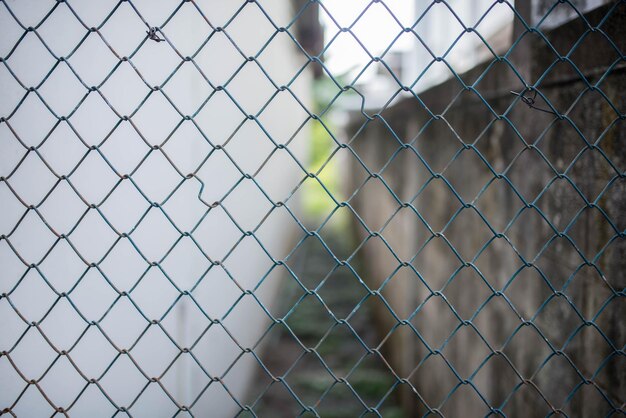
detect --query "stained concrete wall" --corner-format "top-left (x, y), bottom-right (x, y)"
top-left (346, 3), bottom-right (625, 416)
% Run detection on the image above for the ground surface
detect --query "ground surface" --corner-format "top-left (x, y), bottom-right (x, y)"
top-left (246, 230), bottom-right (405, 417)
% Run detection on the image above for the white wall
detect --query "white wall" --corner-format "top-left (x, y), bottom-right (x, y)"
top-left (0, 1), bottom-right (311, 416)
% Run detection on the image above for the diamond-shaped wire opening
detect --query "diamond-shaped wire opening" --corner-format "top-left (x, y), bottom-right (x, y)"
top-left (9, 268), bottom-right (57, 322)
top-left (439, 382), bottom-right (492, 417)
top-left (348, 352), bottom-right (397, 406)
top-left (38, 354), bottom-right (88, 409)
top-left (534, 353), bottom-right (585, 409)
top-left (409, 352), bottom-right (460, 409)
top-left (283, 350), bottom-right (336, 408)
top-left (566, 207), bottom-right (617, 261)
top-left (130, 156), bottom-right (183, 205)
top-left (505, 207), bottom-right (555, 262)
top-left (225, 61), bottom-right (277, 117)
top-left (593, 354), bottom-right (626, 409)
top-left (190, 265), bottom-right (241, 316)
top-left (10, 385), bottom-right (60, 417)
top-left (223, 351), bottom-right (275, 406)
top-left (69, 325), bottom-right (118, 378)
top-left (594, 297), bottom-right (626, 350)
top-left (568, 89), bottom-right (621, 141)
top-left (98, 2), bottom-right (148, 57)
top-left (69, 92), bottom-right (121, 147)
top-left (66, 153), bottom-right (117, 199)
top-left (504, 266), bottom-right (553, 321)
top-left (285, 294), bottom-right (336, 348)
top-left (316, 265), bottom-right (369, 321)
top-left (441, 324), bottom-right (493, 379)
top-left (351, 178), bottom-right (401, 232)
top-left (98, 296), bottom-right (149, 349)
top-left (474, 237), bottom-right (525, 289)
top-left (539, 3), bottom-right (591, 55)
top-left (70, 268), bottom-right (118, 321)
top-left (379, 265), bottom-right (430, 320)
top-left (347, 294), bottom-right (397, 349)
top-left (160, 121), bottom-right (213, 174)
top-left (8, 327), bottom-right (57, 379)
top-left (316, 323), bottom-right (368, 375)
top-left (222, 237), bottom-right (274, 291)
top-left (225, 3), bottom-right (276, 57)
top-left (98, 353), bottom-right (149, 407)
top-left (130, 267), bottom-right (180, 321)
top-left (97, 121), bottom-right (147, 171)
top-left (128, 382), bottom-right (179, 418)
top-left (443, 267), bottom-right (493, 321)
top-left (220, 179), bottom-right (274, 231)
top-left (38, 178), bottom-right (88, 234)
top-left (66, 33), bottom-right (119, 87)
top-left (162, 3), bottom-right (213, 58)
top-left (39, 298), bottom-right (90, 350)
top-left (38, 63), bottom-right (87, 116)
top-left (99, 61), bottom-right (150, 117)
top-left (223, 293), bottom-right (274, 346)
top-left (471, 353), bottom-right (523, 409)
top-left (5, 33), bottom-right (57, 87)
top-left (162, 62), bottom-right (214, 116)
top-left (352, 235), bottom-right (401, 286)
top-left (69, 384), bottom-right (118, 417)
top-left (9, 93), bottom-right (58, 148)
top-left (411, 235), bottom-right (464, 291)
top-left (563, 382), bottom-right (618, 417)
top-left (191, 324), bottom-right (241, 379)
top-left (473, 294), bottom-right (524, 350)
top-left (410, 294), bottom-right (462, 350)
top-left (160, 352), bottom-right (212, 406)
top-left (567, 146), bottom-right (620, 202)
top-left (191, 381), bottom-right (241, 416)
top-left (68, 209), bottom-right (118, 262)
top-left (534, 294), bottom-right (585, 349)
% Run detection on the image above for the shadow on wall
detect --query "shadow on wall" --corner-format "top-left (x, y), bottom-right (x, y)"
top-left (346, 2), bottom-right (625, 416)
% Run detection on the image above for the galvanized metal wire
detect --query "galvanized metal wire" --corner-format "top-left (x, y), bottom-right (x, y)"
top-left (0, 0), bottom-right (624, 417)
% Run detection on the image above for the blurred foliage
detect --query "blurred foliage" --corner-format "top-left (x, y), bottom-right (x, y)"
top-left (301, 73), bottom-right (355, 226)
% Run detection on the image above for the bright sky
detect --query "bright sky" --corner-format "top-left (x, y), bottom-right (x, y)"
top-left (319, 0), bottom-right (415, 75)
top-left (319, 0), bottom-right (515, 80)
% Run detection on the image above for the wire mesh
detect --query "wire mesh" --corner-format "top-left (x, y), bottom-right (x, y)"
top-left (0, 0), bottom-right (624, 417)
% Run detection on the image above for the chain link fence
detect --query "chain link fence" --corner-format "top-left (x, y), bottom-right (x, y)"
top-left (0, 0), bottom-right (624, 417)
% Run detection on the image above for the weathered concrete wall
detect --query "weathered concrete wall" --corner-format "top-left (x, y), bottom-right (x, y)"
top-left (347, 3), bottom-right (625, 416)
